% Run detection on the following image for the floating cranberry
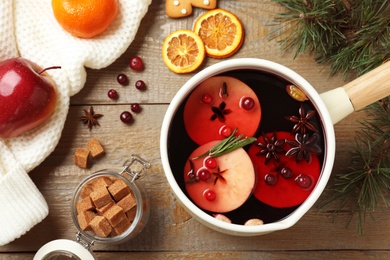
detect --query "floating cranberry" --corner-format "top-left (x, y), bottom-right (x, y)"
top-left (117, 73), bottom-right (129, 86)
top-left (120, 111), bottom-right (133, 124)
top-left (202, 93), bottom-right (213, 104)
top-left (240, 97), bottom-right (255, 111)
top-left (135, 80), bottom-right (146, 91)
top-left (219, 125), bottom-right (232, 137)
top-left (203, 189), bottom-right (216, 201)
top-left (108, 89), bottom-right (118, 100)
top-left (197, 168), bottom-right (211, 182)
top-left (280, 167), bottom-right (293, 179)
top-left (204, 157), bottom-right (217, 169)
top-left (295, 174), bottom-right (313, 189)
top-left (131, 103), bottom-right (141, 113)
top-left (264, 173), bottom-right (277, 185)
top-left (129, 56), bottom-right (144, 71)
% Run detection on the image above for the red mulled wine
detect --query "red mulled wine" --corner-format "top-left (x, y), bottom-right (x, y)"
top-left (167, 69), bottom-right (325, 225)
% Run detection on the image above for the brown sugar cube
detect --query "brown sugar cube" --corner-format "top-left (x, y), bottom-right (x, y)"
top-left (112, 216), bottom-right (131, 236)
top-left (86, 138), bottom-right (105, 158)
top-left (110, 227), bottom-right (119, 237)
top-left (96, 201), bottom-right (115, 215)
top-left (117, 192), bottom-right (136, 212)
top-left (103, 204), bottom-right (126, 227)
top-left (90, 177), bottom-right (113, 190)
top-left (77, 210), bottom-right (96, 231)
top-left (90, 187), bottom-right (113, 209)
top-left (76, 196), bottom-right (95, 213)
top-left (80, 183), bottom-right (94, 198)
top-left (89, 216), bottom-right (112, 237)
top-left (126, 206), bottom-right (137, 222)
top-left (74, 148), bottom-right (90, 168)
top-left (108, 179), bottom-right (131, 202)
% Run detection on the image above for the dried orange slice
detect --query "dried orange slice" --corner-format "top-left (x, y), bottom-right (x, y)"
top-left (194, 9), bottom-right (244, 58)
top-left (162, 30), bottom-right (206, 74)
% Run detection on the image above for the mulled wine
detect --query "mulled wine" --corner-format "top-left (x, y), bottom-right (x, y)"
top-left (167, 69), bottom-right (325, 225)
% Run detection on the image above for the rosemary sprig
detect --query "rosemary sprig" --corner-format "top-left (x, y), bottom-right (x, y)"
top-left (192, 129), bottom-right (256, 160)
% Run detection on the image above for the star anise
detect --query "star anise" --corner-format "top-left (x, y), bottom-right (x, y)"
top-left (80, 106), bottom-right (103, 130)
top-left (285, 104), bottom-right (319, 134)
top-left (286, 133), bottom-right (322, 162)
top-left (185, 162), bottom-right (227, 185)
top-left (210, 101), bottom-right (232, 122)
top-left (256, 132), bottom-right (285, 165)
top-left (213, 167), bottom-right (227, 185)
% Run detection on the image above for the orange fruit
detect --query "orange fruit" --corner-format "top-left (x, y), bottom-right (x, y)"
top-left (52, 0), bottom-right (119, 38)
top-left (162, 30), bottom-right (206, 74)
top-left (194, 9), bottom-right (244, 58)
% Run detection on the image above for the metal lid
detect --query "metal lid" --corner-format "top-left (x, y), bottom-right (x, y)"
top-left (34, 239), bottom-right (95, 260)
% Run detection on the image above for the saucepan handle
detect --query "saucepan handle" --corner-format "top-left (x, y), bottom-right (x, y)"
top-left (320, 61), bottom-right (390, 124)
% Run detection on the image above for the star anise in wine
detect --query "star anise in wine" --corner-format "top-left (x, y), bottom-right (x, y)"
top-left (256, 132), bottom-right (285, 165)
top-left (286, 133), bottom-right (322, 162)
top-left (285, 104), bottom-right (319, 134)
top-left (80, 106), bottom-right (103, 130)
top-left (210, 101), bottom-right (232, 122)
top-left (213, 167), bottom-right (227, 185)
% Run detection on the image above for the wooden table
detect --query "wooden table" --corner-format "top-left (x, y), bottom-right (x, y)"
top-left (3, 1), bottom-right (389, 259)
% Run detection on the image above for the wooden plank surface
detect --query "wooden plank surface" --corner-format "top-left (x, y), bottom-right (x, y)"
top-left (3, 0), bottom-right (389, 259)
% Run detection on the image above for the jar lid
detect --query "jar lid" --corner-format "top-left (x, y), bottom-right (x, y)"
top-left (34, 239), bottom-right (95, 260)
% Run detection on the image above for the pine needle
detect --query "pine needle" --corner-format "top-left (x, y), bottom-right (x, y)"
top-left (271, 0), bottom-right (390, 77)
top-left (317, 97), bottom-right (390, 235)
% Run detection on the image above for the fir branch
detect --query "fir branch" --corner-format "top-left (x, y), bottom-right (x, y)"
top-left (316, 0), bottom-right (390, 76)
top-left (271, 0), bottom-right (390, 235)
top-left (270, 0), bottom-right (348, 57)
top-left (317, 97), bottom-right (390, 235)
top-left (271, 0), bottom-right (390, 77)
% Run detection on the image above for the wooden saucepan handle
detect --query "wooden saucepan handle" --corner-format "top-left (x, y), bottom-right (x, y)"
top-left (343, 61), bottom-right (390, 111)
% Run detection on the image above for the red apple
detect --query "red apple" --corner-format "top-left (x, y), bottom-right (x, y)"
top-left (248, 131), bottom-right (321, 208)
top-left (183, 76), bottom-right (261, 145)
top-left (184, 141), bottom-right (256, 213)
top-left (0, 58), bottom-right (59, 138)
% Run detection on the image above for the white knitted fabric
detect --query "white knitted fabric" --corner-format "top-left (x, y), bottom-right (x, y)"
top-left (0, 0), bottom-right (151, 246)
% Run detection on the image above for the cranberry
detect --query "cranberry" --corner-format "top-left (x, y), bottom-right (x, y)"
top-left (197, 168), bottom-right (211, 182)
top-left (117, 73), bottom-right (129, 86)
top-left (295, 174), bottom-right (313, 189)
top-left (280, 167), bottom-right (293, 179)
top-left (240, 97), bottom-right (255, 111)
top-left (264, 173), bottom-right (277, 185)
top-left (131, 103), bottom-right (141, 113)
top-left (219, 126), bottom-right (232, 137)
top-left (202, 93), bottom-right (213, 104)
top-left (108, 89), bottom-right (118, 99)
top-left (205, 157), bottom-right (217, 169)
top-left (135, 80), bottom-right (146, 91)
top-left (203, 189), bottom-right (216, 201)
top-left (120, 111), bottom-right (133, 124)
top-left (129, 56), bottom-right (144, 71)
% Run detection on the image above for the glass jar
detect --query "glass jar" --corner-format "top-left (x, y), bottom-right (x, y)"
top-left (34, 155), bottom-right (151, 260)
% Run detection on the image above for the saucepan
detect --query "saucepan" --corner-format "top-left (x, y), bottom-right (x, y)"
top-left (160, 58), bottom-right (390, 236)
